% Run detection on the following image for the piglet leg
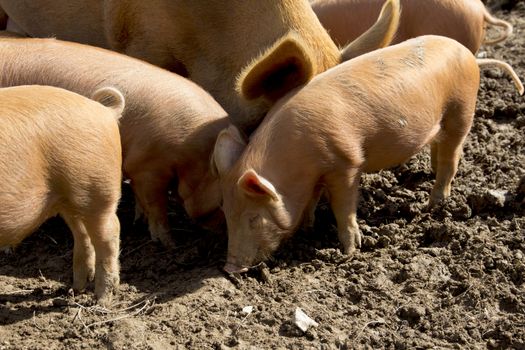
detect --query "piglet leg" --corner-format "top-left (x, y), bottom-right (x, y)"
top-left (302, 185), bottom-right (324, 231)
top-left (326, 169), bottom-right (362, 255)
top-left (429, 140), bottom-right (463, 206)
top-left (84, 212), bottom-right (121, 306)
top-left (62, 214), bottom-right (95, 292)
top-left (130, 172), bottom-right (175, 248)
top-left (429, 108), bottom-right (473, 207)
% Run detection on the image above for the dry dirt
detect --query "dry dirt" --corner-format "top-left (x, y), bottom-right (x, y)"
top-left (1, 3), bottom-right (524, 350)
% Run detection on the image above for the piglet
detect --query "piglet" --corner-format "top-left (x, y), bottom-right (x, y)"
top-left (0, 37), bottom-right (229, 247)
top-left (0, 85), bottom-right (124, 303)
top-left (311, 0), bottom-right (513, 53)
top-left (213, 35), bottom-right (524, 273)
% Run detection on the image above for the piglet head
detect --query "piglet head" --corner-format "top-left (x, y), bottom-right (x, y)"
top-left (182, 170), bottom-right (223, 220)
top-left (213, 125), bottom-right (293, 273)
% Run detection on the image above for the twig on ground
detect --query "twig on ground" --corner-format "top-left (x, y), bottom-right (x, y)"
top-left (85, 299), bottom-right (152, 328)
top-left (232, 310), bottom-right (252, 336)
top-left (32, 311), bottom-right (43, 331)
top-left (71, 296), bottom-right (156, 329)
top-left (72, 307), bottom-right (91, 333)
top-left (6, 289), bottom-right (33, 295)
top-left (354, 319), bottom-right (386, 341)
top-left (121, 240), bottom-right (153, 258)
top-left (38, 270), bottom-right (47, 282)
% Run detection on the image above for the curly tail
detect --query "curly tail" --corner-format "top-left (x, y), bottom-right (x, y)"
top-left (482, 9), bottom-right (513, 45)
top-left (92, 86), bottom-right (126, 118)
top-left (477, 59), bottom-right (524, 95)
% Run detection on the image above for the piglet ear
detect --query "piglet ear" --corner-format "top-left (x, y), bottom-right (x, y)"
top-left (212, 125), bottom-right (247, 176)
top-left (238, 169), bottom-right (279, 201)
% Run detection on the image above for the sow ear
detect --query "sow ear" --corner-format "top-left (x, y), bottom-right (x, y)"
top-left (238, 169), bottom-right (279, 201)
top-left (237, 32), bottom-right (315, 103)
top-left (212, 125), bottom-right (247, 176)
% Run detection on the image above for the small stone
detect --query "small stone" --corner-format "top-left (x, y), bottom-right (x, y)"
top-left (476, 51), bottom-right (487, 58)
top-left (486, 189), bottom-right (507, 207)
top-left (293, 307), bottom-right (318, 332)
top-left (241, 306), bottom-right (253, 315)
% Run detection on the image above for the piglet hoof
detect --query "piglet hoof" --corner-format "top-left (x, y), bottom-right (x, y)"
top-left (341, 245), bottom-right (355, 256)
top-left (339, 228), bottom-right (362, 255)
top-left (355, 229), bottom-right (362, 249)
top-left (96, 292), bottom-right (114, 308)
top-left (72, 266), bottom-right (95, 292)
top-left (426, 195), bottom-right (446, 211)
top-left (95, 275), bottom-right (119, 308)
top-left (72, 277), bottom-right (93, 294)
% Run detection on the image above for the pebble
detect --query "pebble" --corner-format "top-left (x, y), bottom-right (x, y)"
top-left (486, 189), bottom-right (507, 207)
top-left (294, 307), bottom-right (319, 332)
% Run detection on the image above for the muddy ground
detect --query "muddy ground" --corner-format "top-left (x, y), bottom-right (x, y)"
top-left (1, 3), bottom-right (524, 350)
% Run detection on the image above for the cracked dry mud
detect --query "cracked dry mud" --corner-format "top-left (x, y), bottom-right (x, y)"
top-left (1, 3), bottom-right (524, 349)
